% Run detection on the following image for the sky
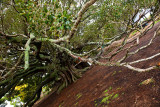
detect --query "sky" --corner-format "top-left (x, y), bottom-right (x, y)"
top-left (5, 101), bottom-right (14, 107)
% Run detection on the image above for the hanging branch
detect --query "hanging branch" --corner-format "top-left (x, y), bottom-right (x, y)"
top-left (24, 33), bottom-right (35, 70)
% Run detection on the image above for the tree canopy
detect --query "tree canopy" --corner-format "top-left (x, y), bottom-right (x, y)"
top-left (0, 0), bottom-right (160, 106)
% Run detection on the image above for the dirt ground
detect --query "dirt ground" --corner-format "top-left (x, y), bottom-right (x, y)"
top-left (34, 22), bottom-right (160, 107)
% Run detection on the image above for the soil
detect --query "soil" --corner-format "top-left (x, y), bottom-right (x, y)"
top-left (34, 22), bottom-right (160, 107)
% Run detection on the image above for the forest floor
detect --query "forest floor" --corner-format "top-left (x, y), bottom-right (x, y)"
top-left (34, 22), bottom-right (160, 107)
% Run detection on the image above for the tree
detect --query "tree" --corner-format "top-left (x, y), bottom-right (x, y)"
top-left (0, 0), bottom-right (160, 106)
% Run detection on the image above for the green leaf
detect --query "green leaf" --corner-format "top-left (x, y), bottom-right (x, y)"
top-left (63, 10), bottom-right (67, 15)
top-left (50, 26), bottom-right (55, 31)
top-left (65, 21), bottom-right (70, 25)
top-left (58, 13), bottom-right (62, 18)
top-left (63, 17), bottom-right (67, 22)
top-left (45, 20), bottom-right (49, 24)
top-left (55, 3), bottom-right (59, 8)
top-left (60, 25), bottom-right (64, 30)
top-left (43, 7), bottom-right (48, 12)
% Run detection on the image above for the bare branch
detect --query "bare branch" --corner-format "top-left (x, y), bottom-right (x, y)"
top-left (123, 64), bottom-right (157, 72)
top-left (128, 52), bottom-right (160, 65)
top-left (0, 31), bottom-right (28, 38)
top-left (118, 24), bottom-right (160, 63)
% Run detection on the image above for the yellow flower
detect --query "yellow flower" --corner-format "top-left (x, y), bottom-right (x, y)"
top-left (15, 84), bottom-right (28, 91)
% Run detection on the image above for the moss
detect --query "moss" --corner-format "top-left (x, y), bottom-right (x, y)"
top-left (95, 103), bottom-right (98, 107)
top-left (118, 70), bottom-right (122, 73)
top-left (101, 87), bottom-right (120, 104)
top-left (112, 94), bottom-right (119, 99)
top-left (76, 93), bottom-right (82, 99)
top-left (59, 101), bottom-right (64, 107)
top-left (109, 87), bottom-right (112, 90)
top-left (121, 92), bottom-right (125, 95)
top-left (116, 87), bottom-right (121, 90)
top-left (131, 30), bottom-right (137, 36)
top-left (155, 19), bottom-right (160, 24)
top-left (112, 71), bottom-right (117, 76)
top-left (104, 89), bottom-right (108, 93)
top-left (139, 78), bottom-right (154, 85)
top-left (105, 93), bottom-right (109, 96)
top-left (101, 96), bottom-right (110, 103)
top-left (74, 102), bottom-right (78, 106)
top-left (101, 93), bottom-right (119, 104)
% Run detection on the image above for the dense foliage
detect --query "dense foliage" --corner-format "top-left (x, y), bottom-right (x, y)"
top-left (0, 0), bottom-right (159, 106)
